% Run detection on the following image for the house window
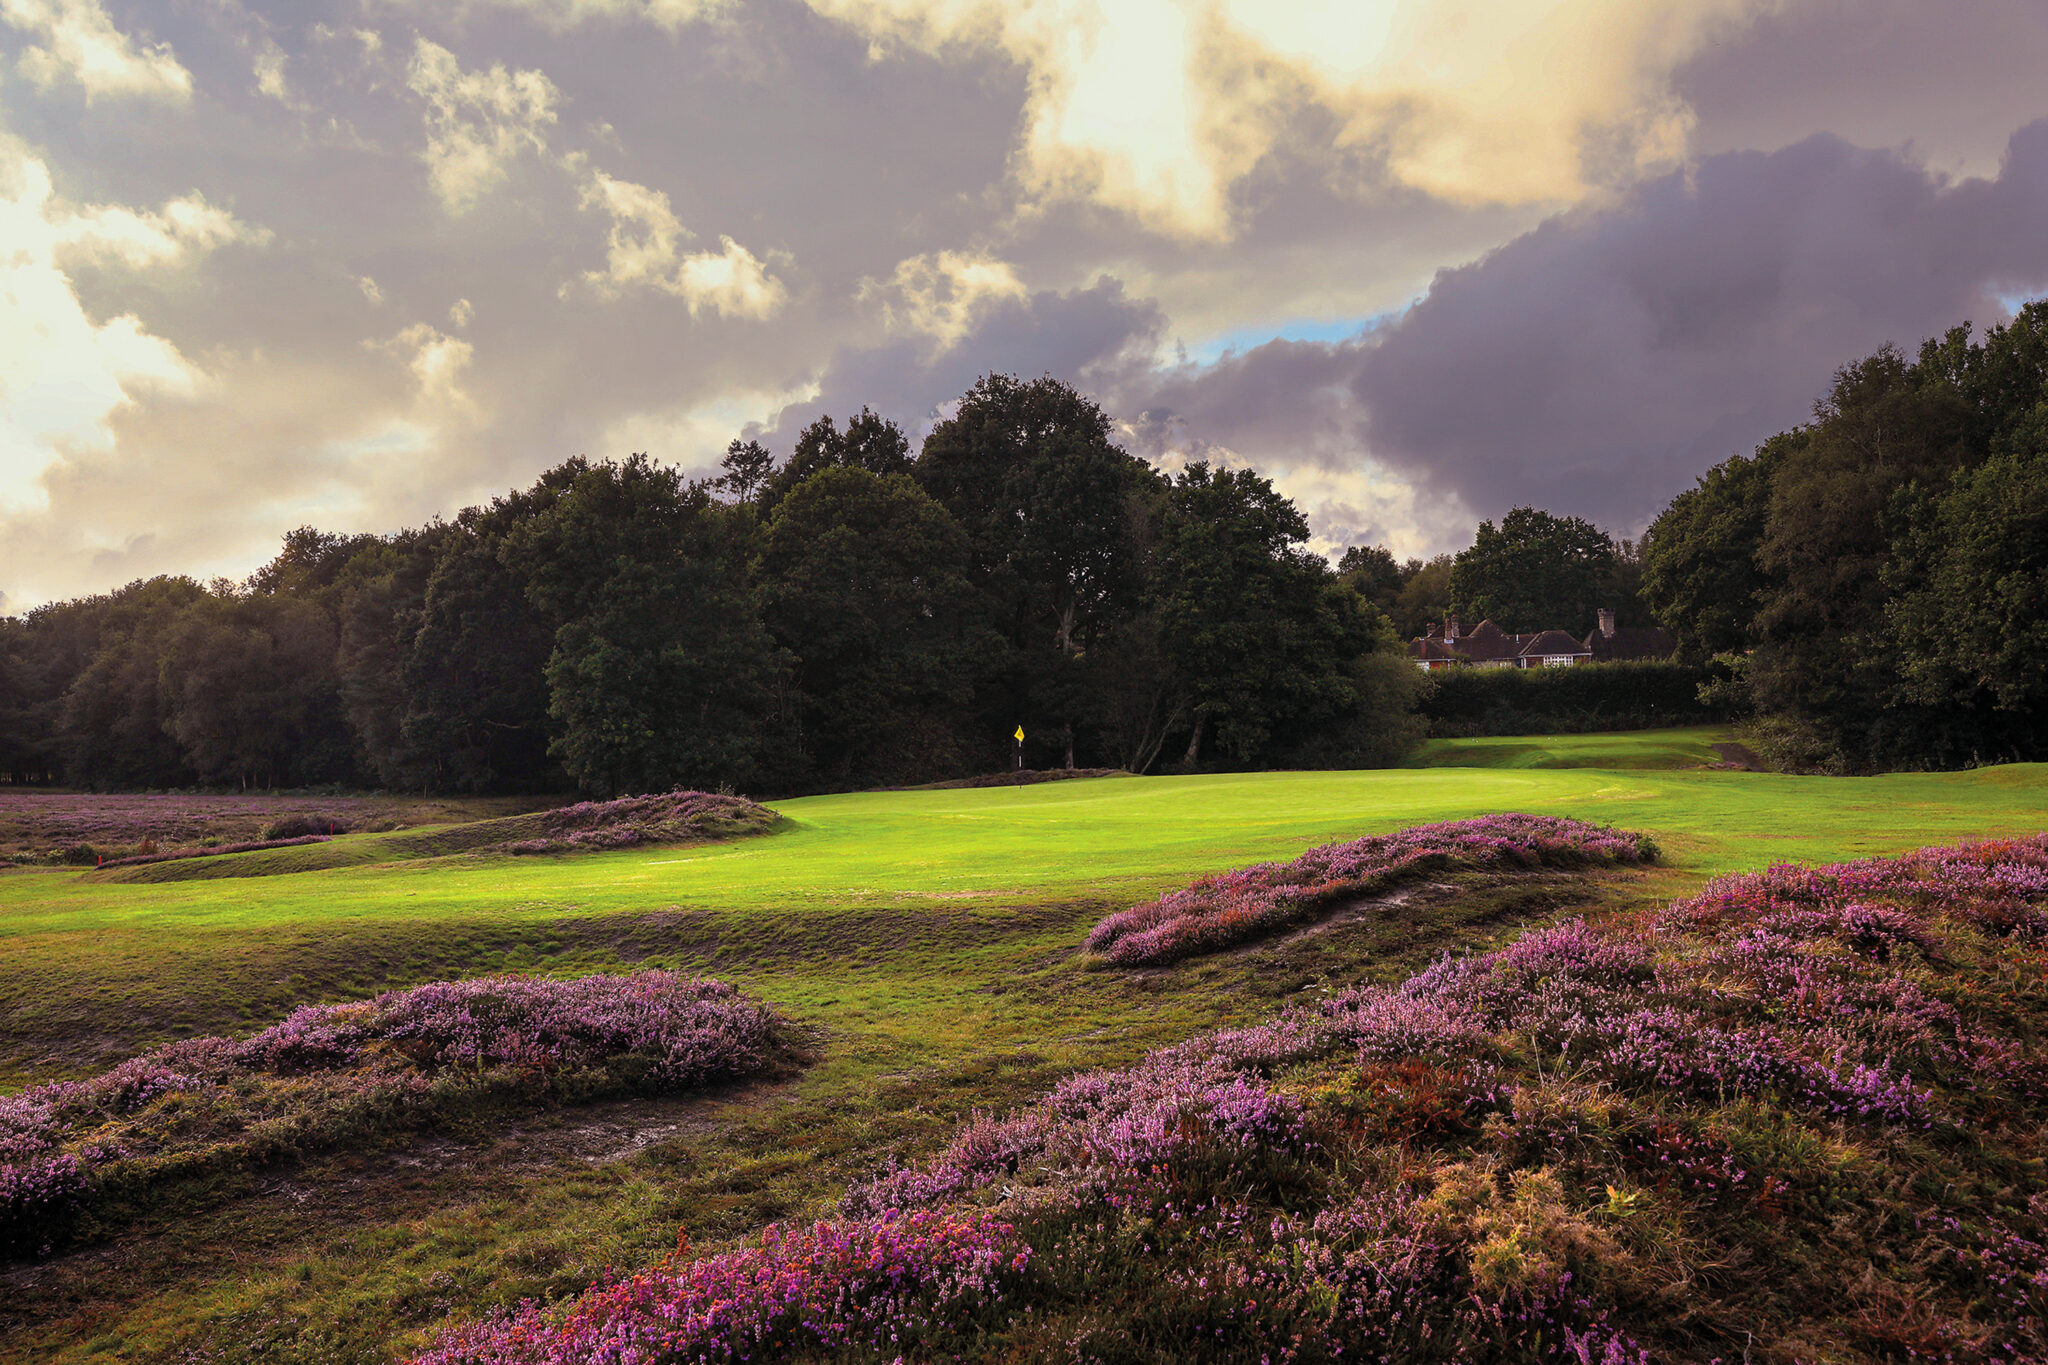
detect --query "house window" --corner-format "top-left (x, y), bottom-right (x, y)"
top-left (1544, 656), bottom-right (1574, 667)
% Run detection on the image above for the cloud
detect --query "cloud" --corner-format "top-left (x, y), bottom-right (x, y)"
top-left (413, 0), bottom-right (1768, 240)
top-left (575, 169), bottom-right (788, 318)
top-left (6, 0), bottom-right (2047, 610)
top-left (1, 0), bottom-right (192, 102)
top-left (431, 0), bottom-right (733, 30)
top-left (250, 35), bottom-right (299, 107)
top-left (378, 321), bottom-right (477, 412)
top-left (1348, 122), bottom-right (2048, 532)
top-left (1108, 122), bottom-right (2048, 547)
top-left (55, 192), bottom-right (269, 271)
top-left (0, 137), bottom-right (205, 514)
top-left (859, 250), bottom-right (1028, 350)
top-left (406, 37), bottom-right (561, 213)
top-left (792, 0), bottom-right (1767, 240)
top-left (745, 274), bottom-right (1163, 458)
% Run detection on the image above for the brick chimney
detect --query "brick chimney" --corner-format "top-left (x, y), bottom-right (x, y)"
top-left (1597, 608), bottom-right (1616, 639)
top-left (1445, 616), bottom-right (1460, 644)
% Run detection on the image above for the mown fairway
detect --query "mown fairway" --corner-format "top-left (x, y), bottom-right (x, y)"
top-left (2, 729), bottom-right (2044, 1363)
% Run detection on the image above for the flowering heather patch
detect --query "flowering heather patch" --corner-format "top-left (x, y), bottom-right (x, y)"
top-left (412, 1211), bottom-right (1031, 1365)
top-left (1087, 814), bottom-right (1657, 966)
top-left (417, 834), bottom-right (2048, 1362)
top-left (0, 972), bottom-right (786, 1255)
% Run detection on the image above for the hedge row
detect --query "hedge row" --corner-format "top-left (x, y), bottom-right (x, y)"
top-left (1419, 659), bottom-right (1735, 737)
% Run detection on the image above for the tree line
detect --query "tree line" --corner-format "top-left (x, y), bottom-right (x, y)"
top-left (1336, 510), bottom-right (1650, 641)
top-left (1639, 301), bottom-right (2048, 771)
top-left (0, 376), bottom-right (1430, 795)
top-left (5, 300), bottom-right (2040, 792)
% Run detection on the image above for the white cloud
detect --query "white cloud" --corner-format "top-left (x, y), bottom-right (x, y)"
top-left (576, 169), bottom-right (788, 319)
top-left (800, 0), bottom-right (1767, 239)
top-left (54, 192), bottom-right (270, 271)
top-left (860, 250), bottom-right (1027, 350)
top-left (449, 297), bottom-right (475, 328)
top-left (406, 37), bottom-right (561, 213)
top-left (251, 35), bottom-right (298, 106)
top-left (377, 321), bottom-right (476, 411)
top-left (0, 137), bottom-right (204, 513)
top-left (429, 0), bottom-right (733, 28)
top-left (597, 376), bottom-right (820, 472)
top-left (1, 0), bottom-right (193, 103)
top-left (354, 274), bottom-right (384, 304)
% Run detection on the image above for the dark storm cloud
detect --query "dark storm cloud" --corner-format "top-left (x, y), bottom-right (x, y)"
top-left (1113, 123), bottom-right (2048, 545)
top-left (1349, 123), bottom-right (2048, 531)
top-left (1678, 0), bottom-right (2048, 177)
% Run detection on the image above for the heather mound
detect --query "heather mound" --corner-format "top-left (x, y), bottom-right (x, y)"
top-left (86, 790), bottom-right (781, 883)
top-left (1087, 813), bottom-right (1657, 966)
top-left (1, 972), bottom-right (790, 1256)
top-left (417, 835), bottom-right (2048, 1364)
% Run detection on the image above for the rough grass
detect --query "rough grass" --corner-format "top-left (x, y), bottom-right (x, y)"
top-left (0, 731), bottom-right (2044, 1363)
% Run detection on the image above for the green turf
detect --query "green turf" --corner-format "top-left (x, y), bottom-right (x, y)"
top-left (2, 728), bottom-right (2044, 1363)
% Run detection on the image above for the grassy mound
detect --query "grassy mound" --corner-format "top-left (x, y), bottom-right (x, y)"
top-left (1, 972), bottom-right (791, 1256)
top-left (1086, 813), bottom-right (1657, 966)
top-left (86, 791), bottom-right (782, 883)
top-left (415, 835), bottom-right (2048, 1364)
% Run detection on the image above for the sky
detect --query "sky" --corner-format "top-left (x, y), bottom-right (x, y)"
top-left (1, 0), bottom-right (2045, 613)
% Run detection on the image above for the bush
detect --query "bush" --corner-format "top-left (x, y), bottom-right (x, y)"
top-left (1420, 659), bottom-right (1734, 737)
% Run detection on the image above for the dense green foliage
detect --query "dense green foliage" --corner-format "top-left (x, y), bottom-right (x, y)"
top-left (1642, 302), bottom-right (2048, 771)
top-left (0, 378), bottom-right (1422, 795)
top-left (1449, 506), bottom-right (1633, 632)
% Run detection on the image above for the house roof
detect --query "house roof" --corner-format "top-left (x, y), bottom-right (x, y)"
top-left (1519, 630), bottom-right (1590, 657)
top-left (1451, 619), bottom-right (1522, 662)
top-left (1411, 613), bottom-right (1676, 666)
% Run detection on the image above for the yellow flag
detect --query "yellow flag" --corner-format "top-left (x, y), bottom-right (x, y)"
top-left (1014, 725), bottom-right (1025, 741)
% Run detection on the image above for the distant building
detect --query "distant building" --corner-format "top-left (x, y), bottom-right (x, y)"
top-left (1409, 609), bottom-right (1675, 671)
